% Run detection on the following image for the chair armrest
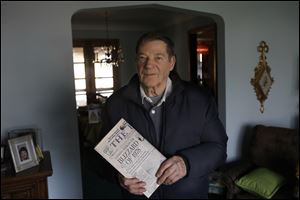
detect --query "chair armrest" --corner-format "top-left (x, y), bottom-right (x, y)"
top-left (220, 160), bottom-right (256, 199)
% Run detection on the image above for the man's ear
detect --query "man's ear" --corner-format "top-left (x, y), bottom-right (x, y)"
top-left (169, 56), bottom-right (176, 71)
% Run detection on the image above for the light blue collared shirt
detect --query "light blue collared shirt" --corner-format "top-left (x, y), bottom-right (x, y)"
top-left (139, 77), bottom-right (173, 146)
top-left (140, 77), bottom-right (172, 106)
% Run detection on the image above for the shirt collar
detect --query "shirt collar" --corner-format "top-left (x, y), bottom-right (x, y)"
top-left (140, 77), bottom-right (172, 106)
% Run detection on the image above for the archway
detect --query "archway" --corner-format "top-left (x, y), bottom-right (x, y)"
top-left (71, 4), bottom-right (225, 198)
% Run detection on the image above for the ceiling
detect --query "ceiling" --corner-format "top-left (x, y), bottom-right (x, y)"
top-left (71, 5), bottom-right (208, 30)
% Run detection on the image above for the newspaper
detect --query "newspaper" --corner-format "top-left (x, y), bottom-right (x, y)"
top-left (94, 118), bottom-right (166, 198)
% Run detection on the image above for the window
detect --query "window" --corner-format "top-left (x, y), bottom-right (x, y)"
top-left (73, 47), bottom-right (87, 107)
top-left (72, 40), bottom-right (120, 108)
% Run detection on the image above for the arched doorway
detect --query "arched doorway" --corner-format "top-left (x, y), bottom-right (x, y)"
top-left (71, 4), bottom-right (225, 198)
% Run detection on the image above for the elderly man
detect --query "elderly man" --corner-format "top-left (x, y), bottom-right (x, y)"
top-left (99, 32), bottom-right (228, 199)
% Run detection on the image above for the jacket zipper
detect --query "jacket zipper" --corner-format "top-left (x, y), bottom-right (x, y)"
top-left (141, 106), bottom-right (158, 149)
top-left (158, 102), bottom-right (167, 199)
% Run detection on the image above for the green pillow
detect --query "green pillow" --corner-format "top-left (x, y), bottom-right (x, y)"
top-left (235, 167), bottom-right (285, 199)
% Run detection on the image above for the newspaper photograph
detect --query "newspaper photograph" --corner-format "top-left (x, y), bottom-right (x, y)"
top-left (94, 118), bottom-right (166, 198)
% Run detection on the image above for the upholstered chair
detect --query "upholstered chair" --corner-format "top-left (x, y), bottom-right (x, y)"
top-left (221, 125), bottom-right (299, 199)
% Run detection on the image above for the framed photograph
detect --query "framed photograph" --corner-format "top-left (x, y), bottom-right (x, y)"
top-left (88, 109), bottom-right (101, 124)
top-left (8, 128), bottom-right (44, 160)
top-left (8, 134), bottom-right (39, 173)
top-left (88, 104), bottom-right (102, 124)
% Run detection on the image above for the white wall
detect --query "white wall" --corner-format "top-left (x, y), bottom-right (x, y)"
top-left (1, 1), bottom-right (298, 198)
top-left (220, 2), bottom-right (299, 159)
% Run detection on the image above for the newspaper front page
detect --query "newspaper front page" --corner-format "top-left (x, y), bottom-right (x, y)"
top-left (94, 118), bottom-right (166, 198)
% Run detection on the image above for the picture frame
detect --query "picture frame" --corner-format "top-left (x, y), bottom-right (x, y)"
top-left (8, 134), bottom-right (39, 173)
top-left (88, 104), bottom-right (101, 124)
top-left (8, 128), bottom-right (44, 160)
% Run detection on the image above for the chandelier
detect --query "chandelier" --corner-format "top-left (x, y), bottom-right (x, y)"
top-left (93, 11), bottom-right (124, 67)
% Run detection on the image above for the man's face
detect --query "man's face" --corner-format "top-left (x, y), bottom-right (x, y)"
top-left (136, 40), bottom-right (175, 90)
top-left (20, 150), bottom-right (28, 161)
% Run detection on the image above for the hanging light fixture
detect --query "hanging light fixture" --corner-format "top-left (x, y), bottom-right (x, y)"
top-left (93, 11), bottom-right (124, 67)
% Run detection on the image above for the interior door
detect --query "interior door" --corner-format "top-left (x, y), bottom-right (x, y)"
top-left (189, 24), bottom-right (218, 103)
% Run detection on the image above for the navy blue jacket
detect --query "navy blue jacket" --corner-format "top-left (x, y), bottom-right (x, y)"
top-left (99, 72), bottom-right (228, 199)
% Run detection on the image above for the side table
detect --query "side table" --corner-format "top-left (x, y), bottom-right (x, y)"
top-left (1, 151), bottom-right (53, 199)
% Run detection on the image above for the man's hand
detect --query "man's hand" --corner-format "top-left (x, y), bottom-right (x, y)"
top-left (117, 173), bottom-right (146, 195)
top-left (117, 155), bottom-right (187, 194)
top-left (155, 155), bottom-right (187, 185)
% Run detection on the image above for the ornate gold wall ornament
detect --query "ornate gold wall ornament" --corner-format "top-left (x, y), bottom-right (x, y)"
top-left (251, 41), bottom-right (274, 113)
